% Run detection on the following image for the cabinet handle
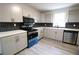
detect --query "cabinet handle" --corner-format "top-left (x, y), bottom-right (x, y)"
top-left (16, 38), bottom-right (19, 42)
top-left (11, 18), bottom-right (14, 22)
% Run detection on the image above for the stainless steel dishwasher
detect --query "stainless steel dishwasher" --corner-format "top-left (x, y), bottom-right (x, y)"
top-left (63, 30), bottom-right (78, 45)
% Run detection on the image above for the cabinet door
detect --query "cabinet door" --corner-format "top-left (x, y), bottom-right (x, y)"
top-left (43, 28), bottom-right (52, 39)
top-left (0, 4), bottom-right (23, 22)
top-left (50, 29), bottom-right (56, 39)
top-left (43, 29), bottom-right (48, 38)
top-left (11, 4), bottom-right (23, 22)
top-left (38, 28), bottom-right (43, 39)
top-left (56, 29), bottom-right (64, 41)
top-left (47, 29), bottom-right (51, 38)
top-left (0, 40), bottom-right (2, 54)
top-left (1, 36), bottom-right (16, 55)
top-left (40, 12), bottom-right (53, 23)
top-left (22, 6), bottom-right (33, 18)
top-left (0, 5), bottom-right (3, 22)
top-left (40, 28), bottom-right (44, 38)
top-left (77, 32), bottom-right (79, 45)
top-left (43, 28), bottom-right (46, 37)
top-left (15, 32), bottom-right (27, 52)
top-left (23, 7), bottom-right (29, 17)
top-left (43, 28), bottom-right (55, 39)
top-left (38, 29), bottom-right (41, 39)
top-left (0, 4), bottom-right (12, 22)
top-left (68, 9), bottom-right (79, 22)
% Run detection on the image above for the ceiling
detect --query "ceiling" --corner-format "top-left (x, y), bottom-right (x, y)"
top-left (28, 3), bottom-right (76, 11)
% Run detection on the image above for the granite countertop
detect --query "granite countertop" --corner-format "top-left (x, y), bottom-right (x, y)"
top-left (33, 27), bottom-right (79, 31)
top-left (0, 30), bottom-right (27, 38)
top-left (50, 27), bottom-right (79, 31)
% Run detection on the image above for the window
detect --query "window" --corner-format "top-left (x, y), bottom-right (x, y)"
top-left (53, 12), bottom-right (67, 27)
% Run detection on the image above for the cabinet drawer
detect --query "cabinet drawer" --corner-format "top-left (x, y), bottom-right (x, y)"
top-left (18, 32), bottom-right (27, 38)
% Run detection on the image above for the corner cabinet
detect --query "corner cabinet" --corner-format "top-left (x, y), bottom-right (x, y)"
top-left (0, 32), bottom-right (27, 55)
top-left (0, 4), bottom-right (23, 22)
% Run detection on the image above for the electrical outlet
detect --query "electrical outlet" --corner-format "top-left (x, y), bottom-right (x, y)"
top-left (73, 24), bottom-right (76, 27)
top-left (14, 24), bottom-right (16, 27)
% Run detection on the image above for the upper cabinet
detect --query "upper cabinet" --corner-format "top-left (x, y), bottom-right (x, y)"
top-left (22, 5), bottom-right (29, 17)
top-left (22, 5), bottom-right (40, 22)
top-left (0, 4), bottom-right (41, 22)
top-left (11, 4), bottom-right (23, 22)
top-left (68, 9), bottom-right (79, 22)
top-left (0, 4), bottom-right (23, 22)
top-left (40, 12), bottom-right (53, 23)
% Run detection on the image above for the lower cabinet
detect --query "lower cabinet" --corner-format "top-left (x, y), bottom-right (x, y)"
top-left (43, 28), bottom-right (48, 38)
top-left (77, 32), bottom-right (79, 45)
top-left (44, 28), bottom-right (64, 41)
top-left (0, 41), bottom-right (2, 54)
top-left (0, 32), bottom-right (27, 55)
top-left (44, 28), bottom-right (56, 39)
top-left (50, 29), bottom-right (56, 39)
top-left (1, 35), bottom-right (16, 55)
top-left (16, 33), bottom-right (27, 53)
top-left (38, 28), bottom-right (44, 39)
top-left (55, 29), bottom-right (64, 41)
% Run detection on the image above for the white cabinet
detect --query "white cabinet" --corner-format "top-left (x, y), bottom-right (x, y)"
top-left (15, 33), bottom-right (27, 52)
top-left (38, 28), bottom-right (44, 39)
top-left (56, 29), bottom-right (64, 41)
top-left (45, 12), bottom-right (53, 23)
top-left (43, 28), bottom-right (53, 39)
top-left (43, 28), bottom-right (48, 37)
top-left (43, 28), bottom-right (55, 39)
top-left (0, 40), bottom-right (2, 54)
top-left (77, 32), bottom-right (79, 45)
top-left (22, 6), bottom-right (29, 17)
top-left (0, 4), bottom-right (12, 22)
top-left (50, 29), bottom-right (56, 39)
top-left (23, 6), bottom-right (36, 19)
top-left (11, 4), bottom-right (23, 22)
top-left (0, 5), bottom-right (4, 22)
top-left (22, 6), bottom-right (40, 22)
top-left (0, 32), bottom-right (27, 55)
top-left (40, 12), bottom-right (53, 23)
top-left (44, 28), bottom-right (64, 41)
top-left (0, 4), bottom-right (41, 22)
top-left (68, 9), bottom-right (79, 22)
top-left (38, 29), bottom-right (41, 39)
top-left (0, 4), bottom-right (23, 22)
top-left (1, 36), bottom-right (16, 55)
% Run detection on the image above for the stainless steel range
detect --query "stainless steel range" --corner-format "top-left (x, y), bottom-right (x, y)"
top-left (21, 16), bottom-right (39, 48)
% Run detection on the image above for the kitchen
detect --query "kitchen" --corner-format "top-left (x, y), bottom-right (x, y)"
top-left (0, 3), bottom-right (79, 55)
